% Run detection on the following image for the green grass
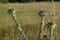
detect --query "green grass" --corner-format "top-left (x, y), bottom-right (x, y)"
top-left (0, 2), bottom-right (60, 40)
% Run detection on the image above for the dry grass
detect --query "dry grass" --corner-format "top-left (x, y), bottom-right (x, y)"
top-left (0, 2), bottom-right (60, 40)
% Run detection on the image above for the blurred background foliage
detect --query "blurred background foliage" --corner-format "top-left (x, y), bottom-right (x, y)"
top-left (0, 0), bottom-right (60, 3)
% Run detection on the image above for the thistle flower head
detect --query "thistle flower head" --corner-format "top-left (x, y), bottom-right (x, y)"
top-left (8, 7), bottom-right (15, 14)
top-left (39, 9), bottom-right (47, 17)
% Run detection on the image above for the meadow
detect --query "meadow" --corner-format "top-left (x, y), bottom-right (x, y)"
top-left (0, 2), bottom-right (60, 40)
